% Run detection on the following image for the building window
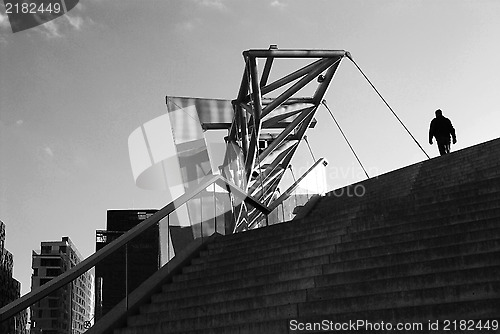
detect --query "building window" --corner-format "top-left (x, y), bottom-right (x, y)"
top-left (41, 245), bottom-right (52, 254)
top-left (46, 268), bottom-right (61, 277)
top-left (40, 258), bottom-right (61, 267)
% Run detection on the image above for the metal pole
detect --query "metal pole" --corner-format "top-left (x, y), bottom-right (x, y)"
top-left (167, 214), bottom-right (170, 263)
top-left (281, 203), bottom-right (285, 223)
top-left (200, 194), bottom-right (203, 240)
top-left (213, 183), bottom-right (217, 234)
top-left (125, 243), bottom-right (128, 311)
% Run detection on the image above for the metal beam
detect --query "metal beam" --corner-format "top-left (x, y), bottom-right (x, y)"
top-left (260, 58), bottom-right (327, 96)
top-left (261, 58), bottom-right (337, 118)
top-left (260, 57), bottom-right (274, 88)
top-left (244, 56), bottom-right (264, 178)
top-left (244, 49), bottom-right (348, 58)
top-left (313, 57), bottom-right (342, 104)
top-left (258, 106), bottom-right (315, 163)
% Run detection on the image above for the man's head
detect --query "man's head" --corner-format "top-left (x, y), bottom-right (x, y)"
top-left (435, 109), bottom-right (443, 117)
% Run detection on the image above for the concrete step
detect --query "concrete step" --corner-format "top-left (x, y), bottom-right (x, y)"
top-left (334, 227), bottom-right (500, 261)
top-left (310, 265), bottom-right (500, 301)
top-left (293, 299), bottom-right (500, 334)
top-left (183, 253), bottom-right (330, 281)
top-left (339, 220), bottom-right (500, 252)
top-left (184, 237), bottom-right (500, 284)
top-left (190, 224), bottom-right (499, 271)
top-left (312, 186), bottom-right (500, 221)
top-left (160, 244), bottom-right (500, 309)
top-left (140, 289), bottom-right (306, 322)
top-left (126, 303), bottom-right (298, 332)
top-left (143, 288), bottom-right (306, 315)
top-left (309, 200), bottom-right (500, 234)
top-left (159, 276), bottom-right (316, 301)
top-left (180, 221), bottom-right (499, 283)
top-left (195, 236), bottom-right (342, 265)
top-left (204, 224), bottom-right (347, 256)
top-left (115, 319), bottom-right (288, 334)
top-left (123, 280), bottom-right (500, 333)
top-left (208, 201), bottom-right (500, 257)
top-left (346, 214), bottom-right (500, 242)
top-left (299, 281), bottom-right (500, 318)
top-left (173, 261), bottom-right (323, 287)
top-left (164, 252), bottom-right (499, 305)
top-left (349, 207), bottom-right (500, 232)
top-left (316, 258), bottom-right (500, 289)
top-left (329, 238), bottom-right (500, 273)
top-left (147, 255), bottom-right (500, 316)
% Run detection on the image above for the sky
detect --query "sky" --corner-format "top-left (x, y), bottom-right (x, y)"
top-left (1, 0), bottom-right (499, 296)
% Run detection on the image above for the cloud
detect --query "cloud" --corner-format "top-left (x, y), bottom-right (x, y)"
top-left (0, 10), bottom-right (9, 30)
top-left (270, 0), bottom-right (288, 10)
top-left (38, 20), bottom-right (62, 38)
top-left (44, 146), bottom-right (54, 158)
top-left (34, 12), bottom-right (90, 38)
top-left (176, 18), bottom-right (202, 32)
top-left (193, 0), bottom-right (227, 11)
top-left (65, 14), bottom-right (84, 30)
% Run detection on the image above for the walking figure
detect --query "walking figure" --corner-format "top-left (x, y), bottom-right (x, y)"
top-left (429, 109), bottom-right (457, 156)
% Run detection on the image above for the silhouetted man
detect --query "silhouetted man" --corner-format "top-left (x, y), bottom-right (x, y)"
top-left (429, 109), bottom-right (457, 156)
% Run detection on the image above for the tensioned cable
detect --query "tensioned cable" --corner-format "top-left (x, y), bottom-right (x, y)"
top-left (322, 100), bottom-right (370, 179)
top-left (303, 136), bottom-right (316, 161)
top-left (347, 55), bottom-right (430, 160)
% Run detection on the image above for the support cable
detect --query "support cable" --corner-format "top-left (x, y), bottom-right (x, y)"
top-left (288, 165), bottom-right (299, 204)
top-left (347, 55), bottom-right (430, 160)
top-left (303, 136), bottom-right (316, 161)
top-left (322, 100), bottom-right (370, 179)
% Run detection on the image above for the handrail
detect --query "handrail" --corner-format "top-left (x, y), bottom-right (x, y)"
top-left (0, 168), bottom-right (318, 323)
top-left (86, 234), bottom-right (219, 334)
top-left (0, 174), bottom-right (253, 322)
top-left (268, 158), bottom-right (327, 212)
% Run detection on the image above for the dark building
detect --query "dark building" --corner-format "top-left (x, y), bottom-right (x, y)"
top-left (94, 210), bottom-right (159, 321)
top-left (0, 220), bottom-right (28, 334)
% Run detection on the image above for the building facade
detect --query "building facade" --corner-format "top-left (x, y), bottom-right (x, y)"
top-left (94, 210), bottom-right (159, 321)
top-left (0, 220), bottom-right (28, 334)
top-left (30, 237), bottom-right (94, 334)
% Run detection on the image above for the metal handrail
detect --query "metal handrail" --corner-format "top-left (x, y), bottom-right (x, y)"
top-left (268, 158), bottom-right (327, 212)
top-left (0, 167), bottom-right (321, 323)
top-left (0, 174), bottom-right (269, 322)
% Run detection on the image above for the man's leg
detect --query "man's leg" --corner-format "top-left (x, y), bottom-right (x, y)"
top-left (444, 143), bottom-right (450, 154)
top-left (437, 142), bottom-right (447, 155)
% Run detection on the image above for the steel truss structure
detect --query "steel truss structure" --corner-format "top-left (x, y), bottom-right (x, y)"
top-left (223, 46), bottom-right (349, 231)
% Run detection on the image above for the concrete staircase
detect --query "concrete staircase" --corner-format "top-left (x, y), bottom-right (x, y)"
top-left (113, 138), bottom-right (500, 333)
